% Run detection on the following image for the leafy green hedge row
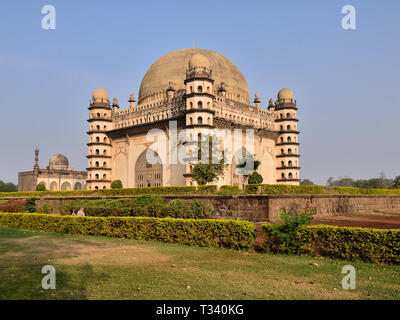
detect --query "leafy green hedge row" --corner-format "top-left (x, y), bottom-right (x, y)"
top-left (261, 224), bottom-right (400, 265)
top-left (0, 212), bottom-right (255, 249)
top-left (245, 184), bottom-right (400, 195)
top-left (0, 185), bottom-right (218, 199)
top-left (58, 196), bottom-right (214, 219)
top-left (3, 184), bottom-right (400, 199)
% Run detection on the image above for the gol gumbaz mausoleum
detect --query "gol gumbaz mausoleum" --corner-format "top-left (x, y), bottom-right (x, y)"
top-left (19, 48), bottom-right (301, 191)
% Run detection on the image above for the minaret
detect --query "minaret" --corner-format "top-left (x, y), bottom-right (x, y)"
top-left (183, 53), bottom-right (215, 185)
top-left (87, 88), bottom-right (112, 190)
top-left (274, 88), bottom-right (300, 185)
top-left (34, 147), bottom-right (39, 172)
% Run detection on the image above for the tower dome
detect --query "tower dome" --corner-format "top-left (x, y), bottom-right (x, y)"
top-left (188, 53), bottom-right (210, 69)
top-left (139, 48), bottom-right (250, 104)
top-left (277, 88), bottom-right (294, 102)
top-left (92, 88), bottom-right (109, 102)
top-left (49, 154), bottom-right (69, 170)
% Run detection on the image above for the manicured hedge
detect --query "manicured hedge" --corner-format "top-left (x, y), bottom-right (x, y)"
top-left (3, 184), bottom-right (400, 199)
top-left (245, 184), bottom-right (400, 195)
top-left (0, 185), bottom-right (218, 199)
top-left (218, 185), bottom-right (242, 195)
top-left (0, 212), bottom-right (256, 250)
top-left (58, 196), bottom-right (213, 219)
top-left (261, 224), bottom-right (400, 265)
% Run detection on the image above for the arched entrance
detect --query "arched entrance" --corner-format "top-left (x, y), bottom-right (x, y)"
top-left (74, 182), bottom-right (82, 190)
top-left (50, 182), bottom-right (58, 191)
top-left (135, 149), bottom-right (163, 187)
top-left (61, 182), bottom-right (72, 191)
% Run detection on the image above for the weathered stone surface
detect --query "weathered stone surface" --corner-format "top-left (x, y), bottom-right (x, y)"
top-left (24, 194), bottom-right (400, 222)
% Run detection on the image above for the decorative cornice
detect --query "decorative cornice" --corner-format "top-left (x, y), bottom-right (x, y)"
top-left (278, 130), bottom-right (300, 134)
top-left (275, 118), bottom-right (299, 123)
top-left (277, 178), bottom-right (301, 182)
top-left (276, 154), bottom-right (300, 158)
top-left (185, 124), bottom-right (215, 129)
top-left (89, 105), bottom-right (111, 111)
top-left (276, 166), bottom-right (301, 170)
top-left (86, 167), bottom-right (112, 171)
top-left (88, 118), bottom-right (112, 123)
top-left (86, 179), bottom-right (112, 183)
top-left (276, 142), bottom-right (300, 146)
top-left (185, 92), bottom-right (215, 99)
top-left (185, 108), bottom-right (215, 115)
top-left (87, 130), bottom-right (109, 135)
top-left (107, 116), bottom-right (186, 139)
top-left (87, 142), bottom-right (112, 147)
top-left (86, 155), bottom-right (112, 159)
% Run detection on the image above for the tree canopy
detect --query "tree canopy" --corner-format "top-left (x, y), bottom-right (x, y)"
top-left (0, 180), bottom-right (18, 192)
top-left (300, 179), bottom-right (315, 186)
top-left (326, 172), bottom-right (397, 189)
top-left (191, 135), bottom-right (226, 185)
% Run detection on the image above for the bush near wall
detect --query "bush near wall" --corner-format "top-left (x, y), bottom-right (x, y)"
top-left (59, 196), bottom-right (214, 219)
top-left (3, 184), bottom-right (400, 199)
top-left (0, 185), bottom-right (218, 199)
top-left (245, 184), bottom-right (400, 196)
top-left (261, 224), bottom-right (400, 265)
top-left (218, 185), bottom-right (243, 195)
top-left (0, 199), bottom-right (28, 212)
top-left (0, 212), bottom-right (256, 249)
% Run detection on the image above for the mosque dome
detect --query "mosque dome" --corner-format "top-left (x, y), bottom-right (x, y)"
top-left (139, 48), bottom-right (250, 104)
top-left (92, 88), bottom-right (109, 102)
top-left (277, 88), bottom-right (294, 102)
top-left (49, 154), bottom-right (69, 170)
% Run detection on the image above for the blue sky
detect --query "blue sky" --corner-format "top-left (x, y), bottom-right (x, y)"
top-left (0, 0), bottom-right (399, 185)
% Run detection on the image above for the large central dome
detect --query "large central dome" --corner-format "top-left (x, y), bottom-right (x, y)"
top-left (138, 48), bottom-right (250, 104)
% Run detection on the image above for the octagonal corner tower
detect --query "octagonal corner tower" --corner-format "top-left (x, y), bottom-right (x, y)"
top-left (138, 48), bottom-right (250, 105)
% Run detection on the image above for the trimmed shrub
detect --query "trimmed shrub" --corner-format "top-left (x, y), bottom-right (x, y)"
top-left (111, 180), bottom-right (123, 189)
top-left (297, 225), bottom-right (400, 265)
top-left (59, 196), bottom-right (213, 219)
top-left (218, 185), bottom-right (242, 195)
top-left (0, 185), bottom-right (219, 199)
top-left (131, 195), bottom-right (166, 217)
top-left (248, 172), bottom-right (263, 185)
top-left (0, 199), bottom-right (28, 212)
top-left (162, 199), bottom-right (193, 219)
top-left (60, 199), bottom-right (134, 217)
top-left (191, 199), bottom-right (213, 219)
top-left (245, 184), bottom-right (400, 195)
top-left (27, 197), bottom-right (36, 213)
top-left (2, 184), bottom-right (400, 199)
top-left (36, 184), bottom-right (46, 191)
top-left (0, 212), bottom-right (256, 250)
top-left (261, 208), bottom-right (314, 255)
top-left (262, 224), bottom-right (400, 265)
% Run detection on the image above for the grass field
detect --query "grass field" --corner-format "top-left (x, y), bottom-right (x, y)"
top-left (0, 226), bottom-right (399, 300)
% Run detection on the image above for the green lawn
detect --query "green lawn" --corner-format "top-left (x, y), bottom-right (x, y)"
top-left (0, 226), bottom-right (399, 300)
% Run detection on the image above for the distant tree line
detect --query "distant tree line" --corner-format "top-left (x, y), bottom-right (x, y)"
top-left (301, 172), bottom-right (400, 189)
top-left (0, 180), bottom-right (18, 192)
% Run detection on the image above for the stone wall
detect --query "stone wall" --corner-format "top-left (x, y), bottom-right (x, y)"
top-left (29, 194), bottom-right (400, 222)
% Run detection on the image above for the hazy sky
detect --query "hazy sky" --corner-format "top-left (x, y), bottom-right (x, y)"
top-left (0, 0), bottom-right (399, 185)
